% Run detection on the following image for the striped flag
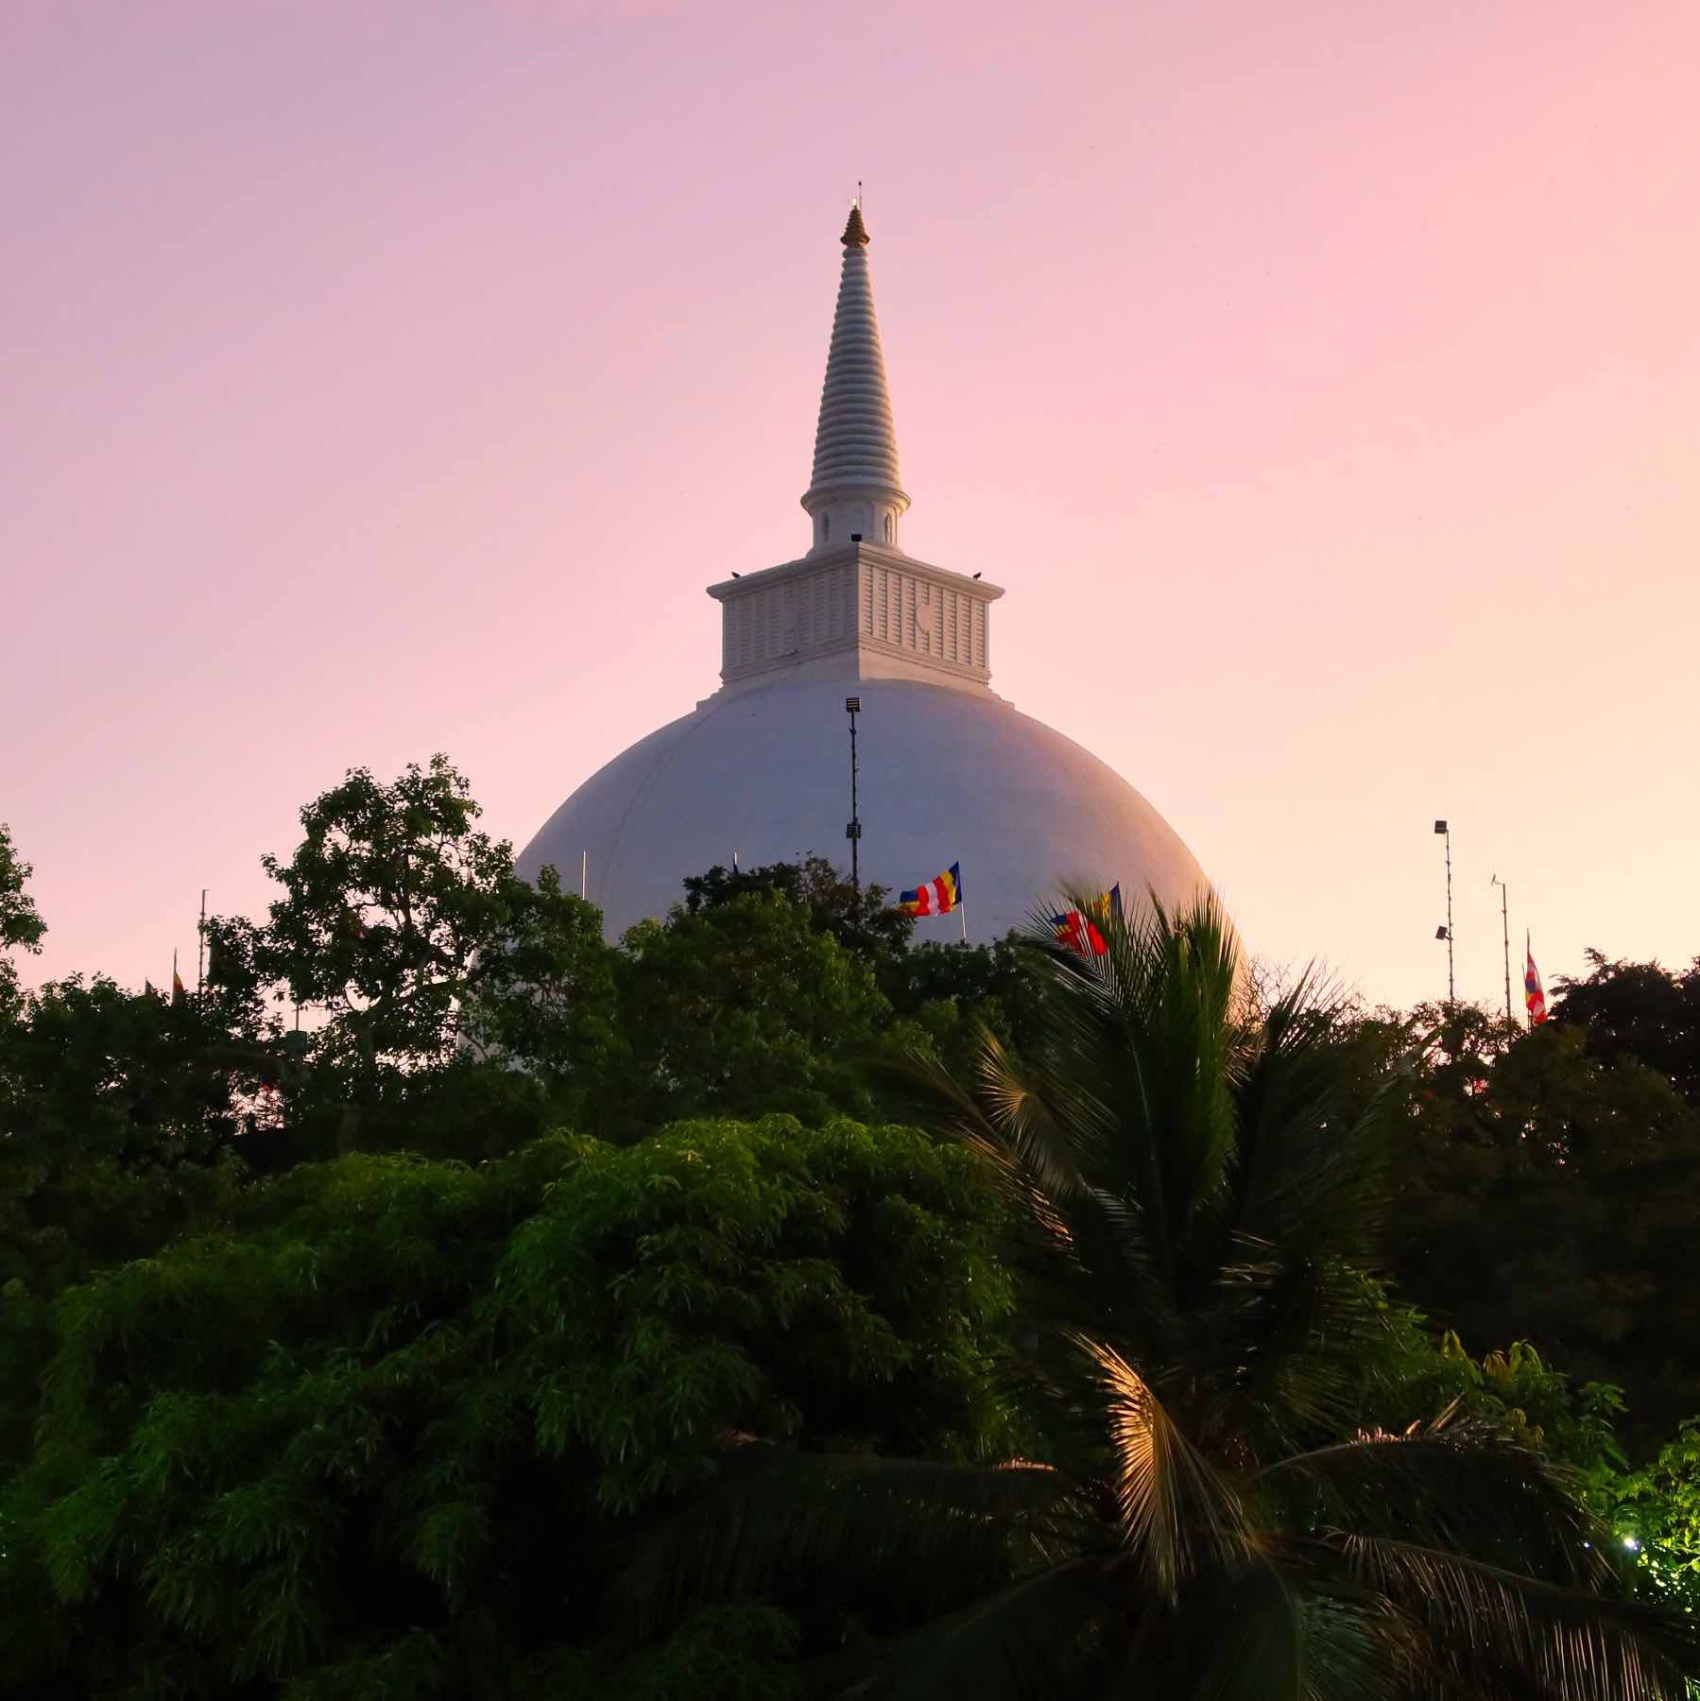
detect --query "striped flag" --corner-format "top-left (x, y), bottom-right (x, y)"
top-left (1524, 935), bottom-right (1548, 1026)
top-left (1051, 885), bottom-right (1122, 957)
top-left (1051, 910), bottom-right (1108, 956)
top-left (899, 862), bottom-right (961, 916)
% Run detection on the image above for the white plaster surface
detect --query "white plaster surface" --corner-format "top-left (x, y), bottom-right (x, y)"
top-left (517, 676), bottom-right (1209, 941)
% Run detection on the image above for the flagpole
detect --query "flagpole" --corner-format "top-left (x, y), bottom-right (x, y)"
top-left (959, 902), bottom-right (967, 944)
top-left (844, 696), bottom-right (862, 902)
top-left (1434, 820), bottom-right (1455, 1006)
top-left (1445, 827), bottom-right (1454, 1006)
top-left (580, 850), bottom-right (587, 901)
top-left (197, 888), bottom-right (207, 995)
top-left (1491, 875), bottom-right (1511, 1025)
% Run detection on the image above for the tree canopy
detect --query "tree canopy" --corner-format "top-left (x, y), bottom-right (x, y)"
top-left (1373, 1003), bottom-right (1700, 1448)
top-left (6, 759), bottom-right (1700, 1694)
top-left (0, 823), bottom-right (46, 1010)
top-left (1552, 951), bottom-right (1700, 1109)
top-left (0, 1117), bottom-right (1014, 1698)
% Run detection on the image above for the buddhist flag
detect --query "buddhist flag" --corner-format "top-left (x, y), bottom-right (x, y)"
top-left (900, 862), bottom-right (961, 916)
top-left (1051, 885), bottom-right (1121, 956)
top-left (1051, 909), bottom-right (1108, 956)
top-left (172, 969), bottom-right (187, 1004)
top-left (1524, 934), bottom-right (1548, 1026)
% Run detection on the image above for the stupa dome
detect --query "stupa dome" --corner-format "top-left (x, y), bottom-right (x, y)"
top-left (518, 204), bottom-right (1209, 938)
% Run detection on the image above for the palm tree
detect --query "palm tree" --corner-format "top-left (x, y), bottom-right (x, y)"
top-left (621, 894), bottom-right (1700, 1698)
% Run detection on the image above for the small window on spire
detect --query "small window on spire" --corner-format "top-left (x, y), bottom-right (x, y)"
top-left (822, 514), bottom-right (831, 542)
top-left (882, 514), bottom-right (893, 543)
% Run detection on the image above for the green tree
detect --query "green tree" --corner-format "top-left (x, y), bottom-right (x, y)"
top-left (635, 897), bottom-right (1700, 1697)
top-left (0, 823), bottom-right (46, 1010)
top-left (1364, 1324), bottom-right (1628, 1503)
top-left (0, 976), bottom-right (248, 1470)
top-left (206, 756), bottom-right (620, 1163)
top-left (679, 856), bottom-right (1041, 1092)
top-left (256, 755), bottom-right (514, 1067)
top-left (1553, 951), bottom-right (1700, 1108)
top-left (1380, 1010), bottom-right (1700, 1448)
top-left (1612, 1419), bottom-right (1700, 1614)
top-left (0, 1116), bottom-right (1014, 1697)
top-left (600, 892), bottom-right (892, 1139)
top-left (210, 786), bottom-right (1034, 1164)
top-left (683, 855), bottom-right (914, 968)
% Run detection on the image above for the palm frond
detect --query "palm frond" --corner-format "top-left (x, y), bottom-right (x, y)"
top-left (1308, 1532), bottom-right (1700, 1701)
top-left (1260, 1424), bottom-right (1610, 1588)
top-left (1156, 1556), bottom-right (1307, 1701)
top-left (1187, 1247), bottom-right (1396, 1451)
top-left (818, 1555), bottom-right (1117, 1701)
top-left (1232, 997), bottom-right (1386, 1256)
top-left (610, 1445), bottom-right (1080, 1639)
top-left (1077, 1334), bottom-right (1254, 1600)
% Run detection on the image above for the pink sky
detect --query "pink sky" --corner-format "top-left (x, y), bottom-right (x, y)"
top-left (4, 0), bottom-right (1697, 1013)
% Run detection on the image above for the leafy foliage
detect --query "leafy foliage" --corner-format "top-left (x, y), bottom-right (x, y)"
top-left (683, 854), bottom-right (915, 968)
top-left (1611, 1418), bottom-right (1700, 1614)
top-left (605, 893), bottom-right (893, 1138)
top-left (1365, 1326), bottom-right (1629, 1498)
top-left (0, 1116), bottom-right (1014, 1697)
top-left (1550, 950), bottom-right (1700, 1111)
top-left (201, 764), bottom-right (984, 1158)
top-left (0, 976), bottom-right (248, 1469)
top-left (636, 897), bottom-right (1700, 1697)
top-left (1374, 1005), bottom-right (1700, 1448)
top-left (10, 756), bottom-right (1700, 1695)
top-left (0, 822), bottom-right (46, 1010)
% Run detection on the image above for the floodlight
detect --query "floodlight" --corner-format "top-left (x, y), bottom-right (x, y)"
top-left (845, 696), bottom-right (861, 713)
top-left (1435, 926), bottom-right (1450, 941)
top-left (1434, 819), bottom-right (1448, 834)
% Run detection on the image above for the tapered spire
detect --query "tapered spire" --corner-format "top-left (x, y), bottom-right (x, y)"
top-left (801, 200), bottom-right (910, 554)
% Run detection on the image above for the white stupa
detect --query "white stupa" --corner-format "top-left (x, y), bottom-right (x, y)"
top-left (518, 204), bottom-right (1208, 938)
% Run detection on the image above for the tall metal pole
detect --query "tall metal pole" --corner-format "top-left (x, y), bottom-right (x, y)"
top-left (1491, 875), bottom-right (1512, 1024)
top-left (197, 888), bottom-right (207, 994)
top-left (845, 696), bottom-right (862, 897)
top-left (1435, 820), bottom-right (1455, 1006)
top-left (1446, 829), bottom-right (1455, 1006)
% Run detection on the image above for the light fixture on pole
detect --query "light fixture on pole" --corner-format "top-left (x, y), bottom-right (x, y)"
top-left (845, 697), bottom-right (862, 899)
top-left (1434, 820), bottom-right (1454, 1006)
top-left (1490, 874), bottom-right (1512, 1025)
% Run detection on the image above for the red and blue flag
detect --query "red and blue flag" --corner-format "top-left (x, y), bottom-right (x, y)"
top-left (1051, 910), bottom-right (1107, 955)
top-left (900, 862), bottom-right (961, 917)
top-left (1050, 886), bottom-right (1122, 956)
top-left (1524, 935), bottom-right (1548, 1026)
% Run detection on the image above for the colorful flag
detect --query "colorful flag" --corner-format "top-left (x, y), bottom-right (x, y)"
top-left (1524, 935), bottom-right (1548, 1026)
top-left (143, 979), bottom-right (161, 1000)
top-left (1050, 885), bottom-right (1121, 956)
top-left (1050, 909), bottom-right (1108, 956)
top-left (899, 862), bottom-right (961, 916)
top-left (172, 969), bottom-right (187, 1004)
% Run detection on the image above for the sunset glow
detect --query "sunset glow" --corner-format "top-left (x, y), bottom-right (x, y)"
top-left (5, 0), bottom-right (1697, 1007)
